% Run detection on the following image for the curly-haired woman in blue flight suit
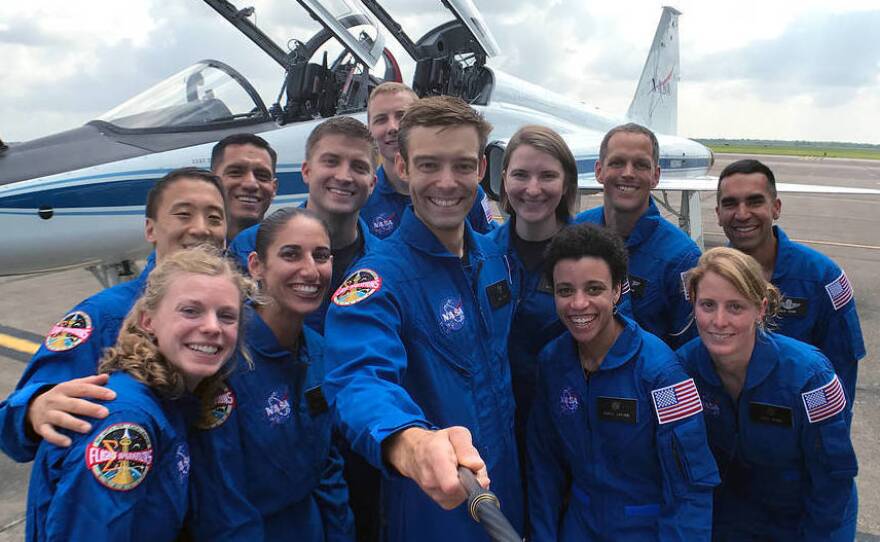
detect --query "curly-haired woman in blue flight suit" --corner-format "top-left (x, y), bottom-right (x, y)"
top-left (189, 207), bottom-right (354, 541)
top-left (677, 247), bottom-right (858, 541)
top-left (26, 246), bottom-right (253, 542)
top-left (527, 223), bottom-right (719, 541)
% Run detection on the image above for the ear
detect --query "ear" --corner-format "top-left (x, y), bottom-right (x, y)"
top-left (301, 161), bottom-right (311, 186)
top-left (139, 309), bottom-right (154, 336)
top-left (758, 297), bottom-right (768, 322)
top-left (613, 282), bottom-right (622, 305)
top-left (270, 176), bottom-right (279, 196)
top-left (144, 218), bottom-right (156, 245)
top-left (715, 204), bottom-right (722, 227)
top-left (650, 164), bottom-right (661, 189)
top-left (477, 155), bottom-right (487, 180)
top-left (395, 152), bottom-right (408, 181)
top-left (594, 160), bottom-right (604, 186)
top-left (247, 251), bottom-right (263, 281)
top-left (771, 197), bottom-right (781, 220)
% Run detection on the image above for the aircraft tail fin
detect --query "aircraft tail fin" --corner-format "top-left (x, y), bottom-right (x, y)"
top-left (627, 6), bottom-right (682, 134)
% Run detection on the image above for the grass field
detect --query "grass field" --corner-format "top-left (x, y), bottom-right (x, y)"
top-left (702, 144), bottom-right (880, 160)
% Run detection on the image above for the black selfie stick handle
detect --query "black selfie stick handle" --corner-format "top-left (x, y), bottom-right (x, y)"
top-left (457, 466), bottom-right (523, 542)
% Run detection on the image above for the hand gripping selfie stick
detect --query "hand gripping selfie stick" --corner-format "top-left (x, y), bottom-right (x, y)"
top-left (457, 466), bottom-right (523, 542)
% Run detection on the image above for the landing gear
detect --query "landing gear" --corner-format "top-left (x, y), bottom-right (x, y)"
top-left (86, 260), bottom-right (140, 289)
top-left (655, 190), bottom-right (705, 250)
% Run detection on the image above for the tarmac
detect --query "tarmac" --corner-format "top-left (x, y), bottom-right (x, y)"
top-left (0, 153), bottom-right (878, 540)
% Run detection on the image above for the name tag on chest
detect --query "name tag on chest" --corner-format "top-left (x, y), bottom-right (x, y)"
top-left (597, 397), bottom-right (638, 424)
top-left (749, 401), bottom-right (792, 427)
top-left (486, 280), bottom-right (512, 309)
top-left (778, 296), bottom-right (809, 318)
top-left (305, 386), bottom-right (329, 417)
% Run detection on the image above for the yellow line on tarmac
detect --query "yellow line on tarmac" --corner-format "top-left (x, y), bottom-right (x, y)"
top-left (704, 232), bottom-right (880, 251)
top-left (0, 333), bottom-right (39, 355)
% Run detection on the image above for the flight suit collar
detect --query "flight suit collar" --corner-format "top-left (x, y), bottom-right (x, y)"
top-left (623, 197), bottom-right (662, 250)
top-left (597, 314), bottom-right (643, 371)
top-left (244, 304), bottom-right (309, 365)
top-left (375, 165), bottom-right (399, 196)
top-left (770, 225), bottom-right (793, 282)
top-left (691, 329), bottom-right (779, 393)
top-left (397, 206), bottom-right (482, 260)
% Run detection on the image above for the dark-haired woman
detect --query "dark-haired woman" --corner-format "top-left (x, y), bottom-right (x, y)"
top-left (489, 126), bottom-right (633, 461)
top-left (27, 246), bottom-right (252, 542)
top-left (677, 247), bottom-right (857, 541)
top-left (527, 223), bottom-right (718, 541)
top-left (189, 208), bottom-right (354, 541)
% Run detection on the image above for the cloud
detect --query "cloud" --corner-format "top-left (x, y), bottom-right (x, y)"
top-left (689, 10), bottom-right (880, 105)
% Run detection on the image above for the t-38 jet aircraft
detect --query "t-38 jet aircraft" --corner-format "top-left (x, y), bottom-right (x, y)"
top-left (1, 0), bottom-right (877, 286)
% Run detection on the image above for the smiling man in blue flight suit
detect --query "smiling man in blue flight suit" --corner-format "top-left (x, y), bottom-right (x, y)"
top-left (360, 82), bottom-right (496, 239)
top-left (715, 159), bottom-right (866, 405)
top-left (575, 123), bottom-right (699, 349)
top-left (0, 168), bottom-right (228, 461)
top-left (324, 96), bottom-right (522, 542)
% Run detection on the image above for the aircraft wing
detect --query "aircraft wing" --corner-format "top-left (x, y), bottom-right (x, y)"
top-left (577, 174), bottom-right (880, 195)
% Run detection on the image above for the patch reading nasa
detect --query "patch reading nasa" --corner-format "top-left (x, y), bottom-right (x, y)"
top-left (778, 296), bottom-right (808, 318)
top-left (370, 213), bottom-right (396, 238)
top-left (629, 275), bottom-right (647, 299)
top-left (197, 383), bottom-right (236, 430)
top-left (559, 387), bottom-right (580, 415)
top-left (85, 422), bottom-right (153, 491)
top-left (265, 389), bottom-right (292, 424)
top-left (438, 297), bottom-right (466, 333)
top-left (305, 386), bottom-right (329, 417)
top-left (44, 310), bottom-right (93, 352)
top-left (749, 402), bottom-right (793, 427)
top-left (597, 397), bottom-right (637, 424)
top-left (332, 269), bottom-right (382, 306)
top-left (175, 442), bottom-right (191, 483)
top-left (486, 279), bottom-right (512, 309)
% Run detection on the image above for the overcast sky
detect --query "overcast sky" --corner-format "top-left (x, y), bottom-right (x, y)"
top-left (1, 0), bottom-right (878, 144)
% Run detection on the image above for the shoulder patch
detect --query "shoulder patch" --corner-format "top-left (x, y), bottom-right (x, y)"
top-left (480, 193), bottom-right (494, 224)
top-left (85, 422), bottom-right (153, 491)
top-left (802, 375), bottom-right (846, 423)
top-left (651, 378), bottom-right (703, 425)
top-left (197, 383), bottom-right (236, 430)
top-left (824, 271), bottom-right (854, 311)
top-left (332, 268), bottom-right (382, 306)
top-left (45, 310), bottom-right (93, 352)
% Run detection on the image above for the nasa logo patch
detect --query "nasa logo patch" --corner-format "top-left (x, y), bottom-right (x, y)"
top-left (175, 443), bottom-right (191, 483)
top-left (197, 383), bottom-right (236, 430)
top-left (45, 310), bottom-right (93, 352)
top-left (370, 213), bottom-right (396, 238)
top-left (438, 297), bottom-right (466, 333)
top-left (265, 389), bottom-right (292, 424)
top-left (85, 422), bottom-right (153, 491)
top-left (559, 387), bottom-right (580, 415)
top-left (332, 269), bottom-right (382, 306)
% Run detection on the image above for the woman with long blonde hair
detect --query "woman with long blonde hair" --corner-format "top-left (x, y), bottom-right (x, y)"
top-left (677, 247), bottom-right (857, 540)
top-left (26, 246), bottom-right (253, 542)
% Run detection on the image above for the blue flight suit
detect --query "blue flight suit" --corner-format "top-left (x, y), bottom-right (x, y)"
top-left (189, 306), bottom-right (353, 541)
top-left (769, 225), bottom-right (865, 404)
top-left (0, 255), bottom-right (155, 462)
top-left (528, 316), bottom-right (719, 541)
top-left (488, 219), bottom-right (634, 458)
top-left (227, 216), bottom-right (379, 335)
top-left (576, 198), bottom-right (699, 348)
top-left (676, 331), bottom-right (858, 541)
top-left (360, 165), bottom-right (496, 239)
top-left (27, 372), bottom-right (196, 542)
top-left (324, 208), bottom-right (522, 542)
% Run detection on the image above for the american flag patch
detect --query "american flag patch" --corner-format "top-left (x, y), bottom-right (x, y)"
top-left (824, 271), bottom-right (853, 311)
top-left (802, 375), bottom-right (846, 424)
top-left (680, 271), bottom-right (691, 301)
top-left (651, 378), bottom-right (702, 425)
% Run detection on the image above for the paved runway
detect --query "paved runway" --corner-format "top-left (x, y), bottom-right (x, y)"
top-left (0, 153), bottom-right (878, 539)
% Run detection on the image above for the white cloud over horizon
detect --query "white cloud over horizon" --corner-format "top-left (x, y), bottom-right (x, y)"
top-left (1, 0), bottom-right (878, 144)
